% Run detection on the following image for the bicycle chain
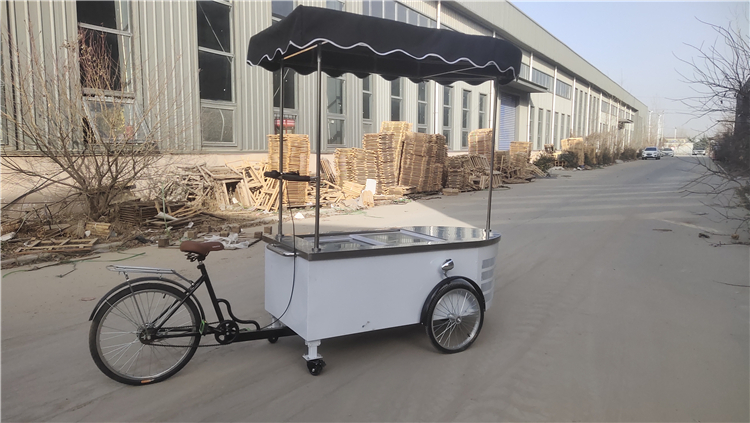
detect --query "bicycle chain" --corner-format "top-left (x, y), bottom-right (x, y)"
top-left (146, 321), bottom-right (234, 348)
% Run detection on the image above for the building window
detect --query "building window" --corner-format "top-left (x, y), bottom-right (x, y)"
top-left (363, 0), bottom-right (435, 27)
top-left (272, 0), bottom-right (294, 18)
top-left (519, 63), bottom-right (530, 80)
top-left (327, 76), bottom-right (345, 146)
top-left (326, 0), bottom-right (344, 11)
top-left (417, 81), bottom-right (428, 133)
top-left (529, 105), bottom-right (535, 146)
top-left (478, 93), bottom-right (487, 129)
top-left (363, 75), bottom-right (372, 132)
top-left (546, 110), bottom-right (551, 145)
top-left (76, 1), bottom-right (144, 144)
top-left (197, 1), bottom-right (232, 102)
top-left (77, 0), bottom-right (133, 93)
top-left (531, 69), bottom-right (553, 91)
top-left (566, 115), bottom-right (571, 139)
top-left (461, 90), bottom-right (470, 148)
top-left (443, 85), bottom-right (452, 145)
top-left (537, 108), bottom-right (543, 146)
top-left (390, 78), bottom-right (402, 121)
top-left (555, 80), bottom-right (571, 99)
top-left (554, 111), bottom-right (559, 144)
top-left (196, 1), bottom-right (234, 145)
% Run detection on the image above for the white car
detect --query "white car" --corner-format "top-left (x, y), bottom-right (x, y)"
top-left (692, 149), bottom-right (706, 155)
top-left (642, 147), bottom-right (661, 160)
top-left (661, 148), bottom-right (674, 157)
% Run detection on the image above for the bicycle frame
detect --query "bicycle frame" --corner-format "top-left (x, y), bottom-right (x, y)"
top-left (96, 263), bottom-right (296, 343)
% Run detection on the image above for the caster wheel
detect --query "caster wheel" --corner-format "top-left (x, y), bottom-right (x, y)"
top-left (268, 337), bottom-right (279, 344)
top-left (306, 359), bottom-right (326, 376)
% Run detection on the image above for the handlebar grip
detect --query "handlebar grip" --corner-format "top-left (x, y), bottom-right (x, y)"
top-left (263, 170), bottom-right (281, 179)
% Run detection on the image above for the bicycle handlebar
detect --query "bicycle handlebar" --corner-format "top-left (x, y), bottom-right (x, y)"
top-left (263, 170), bottom-right (312, 182)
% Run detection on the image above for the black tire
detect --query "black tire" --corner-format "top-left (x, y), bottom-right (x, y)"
top-left (89, 283), bottom-right (201, 385)
top-left (425, 281), bottom-right (484, 353)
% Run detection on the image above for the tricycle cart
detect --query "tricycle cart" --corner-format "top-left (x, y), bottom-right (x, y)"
top-left (88, 6), bottom-right (520, 384)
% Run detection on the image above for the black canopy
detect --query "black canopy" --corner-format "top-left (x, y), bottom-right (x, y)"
top-left (247, 6), bottom-right (521, 85)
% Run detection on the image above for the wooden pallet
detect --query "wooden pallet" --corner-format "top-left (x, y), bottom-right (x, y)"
top-left (16, 238), bottom-right (98, 254)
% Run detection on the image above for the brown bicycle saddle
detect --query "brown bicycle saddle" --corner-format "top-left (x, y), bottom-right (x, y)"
top-left (179, 241), bottom-right (225, 256)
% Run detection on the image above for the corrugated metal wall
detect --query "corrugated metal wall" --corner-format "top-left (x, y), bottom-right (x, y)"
top-left (2, 0), bottom-right (648, 154)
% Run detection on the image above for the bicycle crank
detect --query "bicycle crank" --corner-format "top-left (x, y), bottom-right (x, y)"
top-left (214, 320), bottom-right (240, 345)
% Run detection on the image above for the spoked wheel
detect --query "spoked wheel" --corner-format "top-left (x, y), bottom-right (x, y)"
top-left (426, 281), bottom-right (484, 353)
top-left (89, 283), bottom-right (201, 385)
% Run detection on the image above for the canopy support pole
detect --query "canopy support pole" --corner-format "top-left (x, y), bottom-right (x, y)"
top-left (486, 78), bottom-right (500, 239)
top-left (277, 62), bottom-right (285, 240)
top-left (313, 45), bottom-right (323, 252)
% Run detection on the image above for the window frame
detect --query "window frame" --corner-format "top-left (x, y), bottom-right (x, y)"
top-left (417, 81), bottom-right (428, 133)
top-left (442, 85), bottom-right (452, 146)
top-left (326, 76), bottom-right (346, 148)
top-left (461, 89), bottom-right (470, 149)
top-left (77, 0), bottom-right (134, 97)
top-left (390, 78), bottom-right (402, 121)
top-left (478, 93), bottom-right (487, 129)
top-left (197, 0), bottom-right (234, 103)
top-left (197, 0), bottom-right (236, 146)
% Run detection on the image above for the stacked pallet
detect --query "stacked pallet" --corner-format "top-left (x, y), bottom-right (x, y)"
top-left (362, 132), bottom-right (399, 194)
top-left (445, 156), bottom-right (472, 191)
top-left (427, 135), bottom-right (448, 192)
top-left (561, 138), bottom-right (585, 166)
top-left (398, 132), bottom-right (446, 192)
top-left (468, 128), bottom-right (494, 158)
top-left (444, 154), bottom-right (499, 192)
top-left (334, 149), bottom-right (352, 184)
top-left (509, 141), bottom-right (532, 167)
top-left (334, 148), bottom-right (378, 185)
top-left (380, 121), bottom-right (412, 183)
top-left (267, 134), bottom-right (310, 207)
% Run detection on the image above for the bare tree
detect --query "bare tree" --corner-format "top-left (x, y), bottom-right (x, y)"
top-left (1, 28), bottom-right (189, 220)
top-left (676, 19), bottom-right (750, 235)
top-left (677, 19), bottom-right (750, 166)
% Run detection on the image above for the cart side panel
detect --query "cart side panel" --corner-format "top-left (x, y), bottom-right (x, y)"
top-left (265, 247), bottom-right (310, 339)
top-left (302, 243), bottom-right (499, 341)
top-left (477, 242), bottom-right (499, 310)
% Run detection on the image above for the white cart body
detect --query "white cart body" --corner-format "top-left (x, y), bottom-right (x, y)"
top-left (265, 226), bottom-right (499, 342)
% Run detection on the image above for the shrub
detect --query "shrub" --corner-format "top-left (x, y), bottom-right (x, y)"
top-left (598, 148), bottom-right (613, 165)
top-left (584, 150), bottom-right (597, 166)
top-left (620, 147), bottom-right (638, 161)
top-left (533, 154), bottom-right (556, 172)
top-left (559, 151), bottom-right (579, 168)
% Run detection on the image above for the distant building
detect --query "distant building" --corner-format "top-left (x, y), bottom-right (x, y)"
top-left (2, 0), bottom-right (649, 158)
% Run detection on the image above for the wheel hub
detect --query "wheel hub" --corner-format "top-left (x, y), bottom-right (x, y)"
top-left (448, 313), bottom-right (462, 324)
top-left (138, 327), bottom-right (156, 344)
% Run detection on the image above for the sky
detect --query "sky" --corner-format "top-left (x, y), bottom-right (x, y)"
top-left (511, 0), bottom-right (749, 139)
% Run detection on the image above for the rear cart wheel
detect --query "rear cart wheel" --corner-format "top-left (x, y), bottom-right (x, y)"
top-left (426, 281), bottom-right (484, 353)
top-left (89, 283), bottom-right (201, 385)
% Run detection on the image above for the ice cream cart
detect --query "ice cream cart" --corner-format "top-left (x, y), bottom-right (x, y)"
top-left (88, 5), bottom-right (521, 384)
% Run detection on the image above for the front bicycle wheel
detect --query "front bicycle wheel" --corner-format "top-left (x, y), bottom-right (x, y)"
top-left (89, 282), bottom-right (201, 385)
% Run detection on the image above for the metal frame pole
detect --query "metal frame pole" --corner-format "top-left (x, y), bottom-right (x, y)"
top-left (277, 62), bottom-right (285, 239)
top-left (486, 79), bottom-right (500, 239)
top-left (314, 46), bottom-right (322, 251)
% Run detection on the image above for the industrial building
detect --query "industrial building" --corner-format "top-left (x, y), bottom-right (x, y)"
top-left (2, 0), bottom-right (648, 158)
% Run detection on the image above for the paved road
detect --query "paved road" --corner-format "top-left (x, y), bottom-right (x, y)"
top-left (2, 156), bottom-right (748, 421)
